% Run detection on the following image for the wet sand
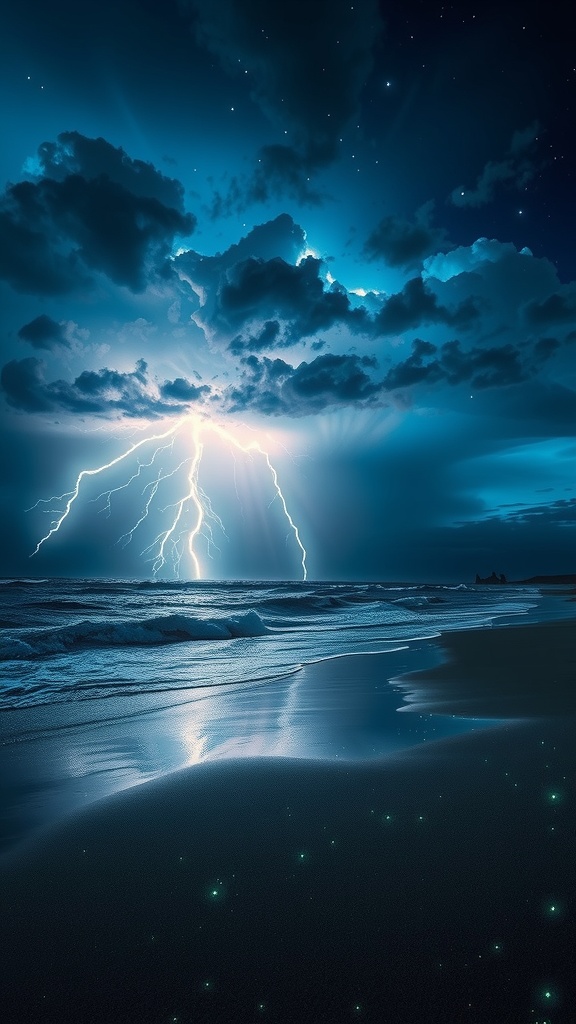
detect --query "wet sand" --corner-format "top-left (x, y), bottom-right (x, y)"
top-left (2, 618), bottom-right (575, 1023)
top-left (0, 637), bottom-right (460, 857)
top-left (396, 618), bottom-right (576, 717)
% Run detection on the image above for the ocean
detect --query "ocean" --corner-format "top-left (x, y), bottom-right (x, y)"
top-left (0, 576), bottom-right (551, 710)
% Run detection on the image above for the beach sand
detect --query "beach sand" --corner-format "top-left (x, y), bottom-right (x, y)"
top-left (397, 618), bottom-right (576, 717)
top-left (2, 619), bottom-right (575, 1023)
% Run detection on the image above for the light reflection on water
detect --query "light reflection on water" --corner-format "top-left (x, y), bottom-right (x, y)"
top-left (1, 644), bottom-right (495, 856)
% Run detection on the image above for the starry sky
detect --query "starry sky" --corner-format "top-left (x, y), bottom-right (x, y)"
top-left (1, 0), bottom-right (574, 581)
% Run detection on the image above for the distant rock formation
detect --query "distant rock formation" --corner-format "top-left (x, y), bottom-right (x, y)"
top-left (474, 572), bottom-right (576, 586)
top-left (475, 571), bottom-right (507, 584)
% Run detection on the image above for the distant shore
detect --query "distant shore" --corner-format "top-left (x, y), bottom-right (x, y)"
top-left (475, 572), bottom-right (576, 585)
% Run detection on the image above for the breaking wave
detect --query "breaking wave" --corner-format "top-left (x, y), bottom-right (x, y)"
top-left (1, 610), bottom-right (270, 660)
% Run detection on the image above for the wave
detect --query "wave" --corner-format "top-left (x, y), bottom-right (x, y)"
top-left (0, 578), bottom-right (49, 587)
top-left (0, 610), bottom-right (270, 660)
top-left (391, 595), bottom-right (445, 609)
top-left (23, 600), bottom-right (102, 611)
top-left (260, 594), bottom-right (352, 615)
top-left (258, 587), bottom-right (390, 615)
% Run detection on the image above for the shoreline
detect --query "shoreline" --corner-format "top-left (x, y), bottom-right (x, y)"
top-left (395, 617), bottom-right (576, 718)
top-left (2, 613), bottom-right (576, 1021)
top-left (0, 637), bottom-right (445, 859)
top-left (2, 612), bottom-right (575, 860)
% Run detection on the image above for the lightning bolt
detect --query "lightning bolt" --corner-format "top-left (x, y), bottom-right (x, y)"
top-left (30, 414), bottom-right (308, 580)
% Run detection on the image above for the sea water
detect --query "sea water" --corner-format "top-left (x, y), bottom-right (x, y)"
top-left (0, 577), bottom-right (550, 710)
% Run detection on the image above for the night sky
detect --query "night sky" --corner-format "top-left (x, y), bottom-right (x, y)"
top-left (1, 0), bottom-right (574, 581)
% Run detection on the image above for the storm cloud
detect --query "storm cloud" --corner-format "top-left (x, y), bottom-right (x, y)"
top-left (1, 358), bottom-right (210, 418)
top-left (373, 277), bottom-right (480, 336)
top-left (225, 352), bottom-right (382, 416)
top-left (381, 332), bottom-right (570, 392)
top-left (177, 220), bottom-right (482, 351)
top-left (364, 203), bottom-right (450, 270)
top-left (0, 134), bottom-right (195, 295)
top-left (18, 314), bottom-right (70, 351)
top-left (186, 0), bottom-right (382, 203)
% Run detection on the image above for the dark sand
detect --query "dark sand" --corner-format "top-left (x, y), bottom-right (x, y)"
top-left (2, 619), bottom-right (575, 1023)
top-left (396, 619), bottom-right (576, 717)
top-left (0, 638), bottom-right (465, 857)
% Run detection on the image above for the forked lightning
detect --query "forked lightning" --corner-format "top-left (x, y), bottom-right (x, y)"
top-left (29, 415), bottom-right (307, 579)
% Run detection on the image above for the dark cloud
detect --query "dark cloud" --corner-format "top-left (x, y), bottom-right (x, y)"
top-left (0, 183), bottom-right (89, 296)
top-left (0, 358), bottom-right (55, 413)
top-left (364, 202), bottom-right (450, 269)
top-left (210, 147), bottom-right (324, 216)
top-left (381, 338), bottom-right (442, 388)
top-left (36, 132), bottom-right (187, 212)
top-left (18, 314), bottom-right (69, 350)
top-left (176, 214), bottom-right (308, 334)
top-left (482, 497), bottom-right (576, 528)
top-left (214, 255), bottom-right (369, 342)
top-left (178, 231), bottom-right (372, 347)
top-left (176, 214), bottom-right (306, 290)
top-left (373, 277), bottom-right (480, 336)
top-left (225, 352), bottom-right (381, 416)
top-left (186, 0), bottom-right (382, 203)
top-left (381, 336), bottom-right (555, 392)
top-left (159, 376), bottom-right (211, 402)
top-left (180, 227), bottom-right (484, 350)
top-left (1, 358), bottom-right (210, 418)
top-left (0, 136), bottom-right (195, 295)
top-left (228, 320), bottom-right (281, 356)
top-left (524, 283), bottom-right (576, 328)
top-left (449, 122), bottom-right (539, 208)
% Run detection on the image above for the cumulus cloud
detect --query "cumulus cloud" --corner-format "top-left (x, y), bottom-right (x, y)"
top-left (525, 283), bottom-right (576, 329)
top-left (423, 238), bottom-right (533, 283)
top-left (224, 352), bottom-right (382, 416)
top-left (35, 132), bottom-right (188, 211)
top-left (177, 218), bottom-right (483, 351)
top-left (364, 202), bottom-right (450, 269)
top-left (422, 239), bottom-right (563, 333)
top-left (449, 122), bottom-right (540, 208)
top-left (178, 224), bottom-right (370, 348)
top-left (185, 0), bottom-right (382, 204)
top-left (1, 358), bottom-right (210, 418)
top-left (17, 314), bottom-right (70, 350)
top-left (0, 134), bottom-right (195, 295)
top-left (176, 213), bottom-right (306, 295)
top-left (381, 332), bottom-right (568, 392)
top-left (373, 277), bottom-right (480, 335)
top-left (212, 255), bottom-right (369, 343)
top-left (177, 215), bottom-right (338, 348)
